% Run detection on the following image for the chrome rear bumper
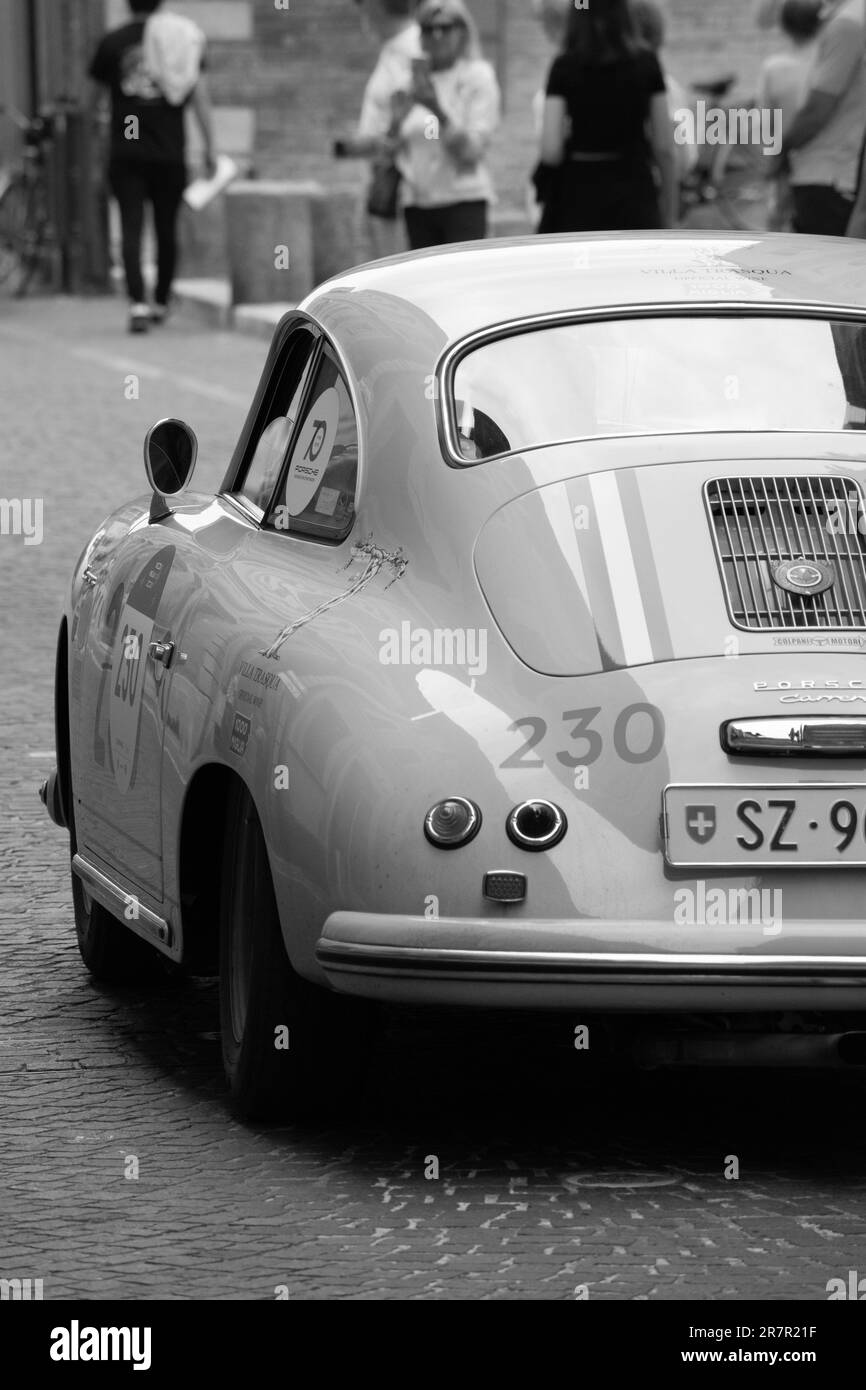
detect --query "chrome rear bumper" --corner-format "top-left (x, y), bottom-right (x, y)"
top-left (316, 912), bottom-right (866, 1010)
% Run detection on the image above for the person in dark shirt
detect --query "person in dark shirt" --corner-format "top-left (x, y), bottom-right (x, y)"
top-left (535, 0), bottom-right (677, 233)
top-left (89, 0), bottom-right (215, 332)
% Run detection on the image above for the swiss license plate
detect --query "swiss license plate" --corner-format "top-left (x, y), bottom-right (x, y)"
top-left (664, 784), bottom-right (866, 867)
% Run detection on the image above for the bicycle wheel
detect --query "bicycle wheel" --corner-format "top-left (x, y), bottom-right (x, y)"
top-left (0, 172), bottom-right (49, 296)
top-left (0, 174), bottom-right (31, 293)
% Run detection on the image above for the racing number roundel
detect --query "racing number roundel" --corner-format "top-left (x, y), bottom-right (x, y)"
top-left (109, 545), bottom-right (175, 794)
top-left (284, 387), bottom-right (340, 517)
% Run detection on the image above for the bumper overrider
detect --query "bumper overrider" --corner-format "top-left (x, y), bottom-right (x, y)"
top-left (39, 769), bottom-right (68, 829)
top-left (316, 913), bottom-right (866, 1010)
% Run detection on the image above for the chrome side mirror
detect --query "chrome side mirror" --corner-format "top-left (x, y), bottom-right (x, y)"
top-left (144, 418), bottom-right (198, 519)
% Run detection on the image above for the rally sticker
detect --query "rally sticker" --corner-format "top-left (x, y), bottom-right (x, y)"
top-left (284, 387), bottom-right (339, 516)
top-left (109, 546), bottom-right (175, 793)
top-left (230, 712), bottom-right (252, 756)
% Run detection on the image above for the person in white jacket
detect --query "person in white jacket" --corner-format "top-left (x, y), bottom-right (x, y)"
top-left (337, 0), bottom-right (422, 258)
top-left (393, 0), bottom-right (501, 248)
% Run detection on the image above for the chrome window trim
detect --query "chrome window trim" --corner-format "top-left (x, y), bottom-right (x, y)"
top-left (219, 308), bottom-right (368, 536)
top-left (436, 300), bottom-right (866, 468)
top-left (220, 491), bottom-right (265, 528)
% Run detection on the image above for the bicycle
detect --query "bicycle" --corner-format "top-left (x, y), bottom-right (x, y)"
top-left (0, 103), bottom-right (56, 296)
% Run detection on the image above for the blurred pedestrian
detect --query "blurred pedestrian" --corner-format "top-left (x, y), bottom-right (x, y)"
top-left (528, 0), bottom-right (571, 227)
top-left (89, 0), bottom-right (215, 333)
top-left (395, 0), bottom-right (501, 249)
top-left (631, 0), bottom-right (699, 185)
top-left (758, 0), bottom-right (823, 230)
top-left (336, 1), bottom-right (421, 259)
top-left (783, 0), bottom-right (866, 235)
top-left (847, 132), bottom-right (866, 236)
top-left (536, 0), bottom-right (678, 233)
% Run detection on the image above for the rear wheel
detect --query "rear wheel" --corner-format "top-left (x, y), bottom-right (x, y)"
top-left (219, 780), bottom-right (370, 1120)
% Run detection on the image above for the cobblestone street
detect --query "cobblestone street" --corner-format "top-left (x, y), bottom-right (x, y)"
top-left (2, 298), bottom-right (866, 1301)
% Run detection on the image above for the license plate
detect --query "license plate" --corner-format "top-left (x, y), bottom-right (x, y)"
top-left (663, 784), bottom-right (866, 867)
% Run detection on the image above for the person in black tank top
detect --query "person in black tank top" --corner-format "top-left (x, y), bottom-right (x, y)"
top-left (535, 0), bottom-right (678, 234)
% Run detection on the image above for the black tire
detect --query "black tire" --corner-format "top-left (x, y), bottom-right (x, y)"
top-left (219, 780), bottom-right (371, 1120)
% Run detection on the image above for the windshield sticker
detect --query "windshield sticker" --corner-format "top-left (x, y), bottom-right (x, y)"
top-left (314, 486), bottom-right (341, 516)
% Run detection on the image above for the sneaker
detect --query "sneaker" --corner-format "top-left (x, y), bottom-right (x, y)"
top-left (150, 303), bottom-right (168, 325)
top-left (129, 303), bottom-right (150, 334)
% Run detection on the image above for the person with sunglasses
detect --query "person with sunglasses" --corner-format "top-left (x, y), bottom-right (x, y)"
top-left (392, 0), bottom-right (501, 249)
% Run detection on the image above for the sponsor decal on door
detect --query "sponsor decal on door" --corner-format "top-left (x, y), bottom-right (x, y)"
top-left (109, 546), bottom-right (175, 793)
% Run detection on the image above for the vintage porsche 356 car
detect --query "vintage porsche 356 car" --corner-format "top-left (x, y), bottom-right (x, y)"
top-left (41, 231), bottom-right (866, 1115)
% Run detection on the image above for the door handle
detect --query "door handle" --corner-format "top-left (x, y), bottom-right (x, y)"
top-left (148, 640), bottom-right (175, 668)
top-left (83, 566), bottom-right (99, 587)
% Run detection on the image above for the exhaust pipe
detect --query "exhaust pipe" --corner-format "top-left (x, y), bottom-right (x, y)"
top-left (635, 1031), bottom-right (866, 1069)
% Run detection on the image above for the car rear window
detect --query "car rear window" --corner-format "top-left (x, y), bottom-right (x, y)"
top-left (450, 316), bottom-right (866, 462)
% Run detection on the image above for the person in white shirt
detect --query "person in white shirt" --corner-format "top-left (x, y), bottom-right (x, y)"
top-left (336, 0), bottom-right (422, 257)
top-left (393, 0), bottom-right (501, 248)
top-left (759, 0), bottom-right (823, 228)
top-left (783, 0), bottom-right (866, 234)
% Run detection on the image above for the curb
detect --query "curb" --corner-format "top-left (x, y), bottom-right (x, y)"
top-left (173, 278), bottom-right (291, 341)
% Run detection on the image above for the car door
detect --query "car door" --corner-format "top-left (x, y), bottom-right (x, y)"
top-left (77, 325), bottom-right (335, 907)
top-left (76, 525), bottom-right (191, 902)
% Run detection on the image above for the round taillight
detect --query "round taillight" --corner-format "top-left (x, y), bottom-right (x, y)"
top-left (424, 797), bottom-right (482, 849)
top-left (506, 799), bottom-right (567, 851)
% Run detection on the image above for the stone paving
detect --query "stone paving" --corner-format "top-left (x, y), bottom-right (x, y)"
top-left (1, 297), bottom-right (865, 1301)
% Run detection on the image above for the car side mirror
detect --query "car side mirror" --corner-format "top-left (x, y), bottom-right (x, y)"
top-left (144, 418), bottom-right (198, 520)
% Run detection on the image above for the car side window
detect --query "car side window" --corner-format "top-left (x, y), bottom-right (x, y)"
top-left (264, 345), bottom-right (359, 543)
top-left (235, 329), bottom-right (319, 513)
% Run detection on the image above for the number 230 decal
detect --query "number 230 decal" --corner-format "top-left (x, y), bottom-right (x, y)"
top-left (500, 704), bottom-right (665, 770)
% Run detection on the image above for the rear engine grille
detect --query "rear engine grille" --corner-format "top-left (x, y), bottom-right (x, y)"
top-left (705, 476), bottom-right (866, 630)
